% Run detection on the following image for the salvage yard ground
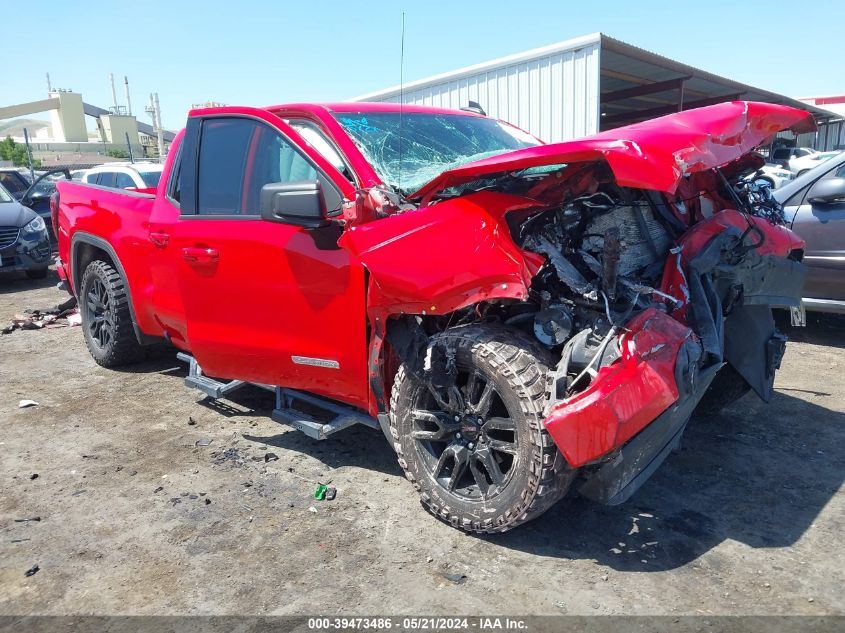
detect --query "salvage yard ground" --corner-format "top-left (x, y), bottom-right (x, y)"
top-left (1, 268), bottom-right (843, 615)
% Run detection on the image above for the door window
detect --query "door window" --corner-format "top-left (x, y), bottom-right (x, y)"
top-left (115, 172), bottom-right (135, 189)
top-left (98, 172), bottom-right (117, 188)
top-left (196, 117), bottom-right (339, 217)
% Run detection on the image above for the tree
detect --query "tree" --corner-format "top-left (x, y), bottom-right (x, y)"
top-left (106, 149), bottom-right (129, 159)
top-left (0, 136), bottom-right (41, 168)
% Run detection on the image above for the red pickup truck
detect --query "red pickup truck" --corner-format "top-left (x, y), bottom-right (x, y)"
top-left (55, 100), bottom-right (812, 533)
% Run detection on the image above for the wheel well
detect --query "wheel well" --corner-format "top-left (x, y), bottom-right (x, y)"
top-left (73, 242), bottom-right (115, 293)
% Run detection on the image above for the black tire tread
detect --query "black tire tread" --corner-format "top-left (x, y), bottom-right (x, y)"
top-left (389, 324), bottom-right (573, 534)
top-left (80, 259), bottom-right (144, 367)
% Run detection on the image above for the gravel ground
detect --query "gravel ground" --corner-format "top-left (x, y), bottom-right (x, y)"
top-left (0, 269), bottom-right (843, 616)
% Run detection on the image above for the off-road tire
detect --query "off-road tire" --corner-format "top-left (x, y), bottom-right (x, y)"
top-left (80, 260), bottom-right (144, 367)
top-left (390, 324), bottom-right (574, 534)
top-left (25, 268), bottom-right (48, 280)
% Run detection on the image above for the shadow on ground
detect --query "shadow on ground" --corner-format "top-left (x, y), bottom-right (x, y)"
top-left (0, 271), bottom-right (58, 295)
top-left (483, 387), bottom-right (844, 571)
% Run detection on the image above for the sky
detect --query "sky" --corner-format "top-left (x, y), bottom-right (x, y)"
top-left (3, 0), bottom-right (841, 131)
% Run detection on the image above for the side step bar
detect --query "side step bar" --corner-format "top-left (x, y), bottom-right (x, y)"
top-left (177, 353), bottom-right (379, 440)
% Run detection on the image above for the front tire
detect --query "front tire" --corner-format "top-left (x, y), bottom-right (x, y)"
top-left (80, 260), bottom-right (144, 367)
top-left (390, 324), bottom-right (573, 534)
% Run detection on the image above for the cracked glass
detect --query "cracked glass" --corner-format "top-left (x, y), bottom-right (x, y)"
top-left (333, 112), bottom-right (539, 196)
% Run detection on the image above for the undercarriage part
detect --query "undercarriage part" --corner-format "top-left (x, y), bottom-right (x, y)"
top-left (390, 324), bottom-right (572, 534)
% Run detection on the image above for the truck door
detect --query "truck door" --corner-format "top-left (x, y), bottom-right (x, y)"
top-left (158, 111), bottom-right (370, 411)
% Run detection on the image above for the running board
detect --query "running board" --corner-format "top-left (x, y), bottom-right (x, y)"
top-left (176, 352), bottom-right (247, 399)
top-left (176, 353), bottom-right (378, 440)
top-left (272, 388), bottom-right (379, 440)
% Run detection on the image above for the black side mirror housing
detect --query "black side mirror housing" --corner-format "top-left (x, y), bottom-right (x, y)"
top-left (260, 180), bottom-right (328, 227)
top-left (808, 177), bottom-right (845, 205)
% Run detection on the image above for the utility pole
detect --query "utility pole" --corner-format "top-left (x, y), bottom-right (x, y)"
top-left (124, 76), bottom-right (132, 116)
top-left (22, 129), bottom-right (35, 181)
top-left (146, 93), bottom-right (165, 160)
top-left (109, 73), bottom-right (119, 113)
top-left (125, 132), bottom-right (134, 163)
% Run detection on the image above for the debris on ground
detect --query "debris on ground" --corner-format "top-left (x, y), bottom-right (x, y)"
top-left (30, 473), bottom-right (39, 480)
top-left (314, 484), bottom-right (328, 500)
top-left (24, 564), bottom-right (40, 577)
top-left (264, 452), bottom-right (279, 463)
top-left (308, 506), bottom-right (318, 514)
top-left (153, 486), bottom-right (163, 494)
top-left (187, 417), bottom-right (197, 426)
top-left (325, 487), bottom-right (337, 501)
top-left (195, 438), bottom-right (212, 447)
top-left (14, 517), bottom-right (41, 523)
top-left (2, 298), bottom-right (80, 335)
top-left (442, 572), bottom-right (468, 585)
top-left (204, 498), bottom-right (211, 505)
top-left (18, 400), bottom-right (39, 408)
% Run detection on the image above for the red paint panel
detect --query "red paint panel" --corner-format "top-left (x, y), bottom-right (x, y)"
top-left (543, 310), bottom-right (692, 467)
top-left (340, 191), bottom-right (543, 317)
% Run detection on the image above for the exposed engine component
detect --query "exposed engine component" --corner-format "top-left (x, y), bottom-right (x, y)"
top-left (533, 305), bottom-right (574, 346)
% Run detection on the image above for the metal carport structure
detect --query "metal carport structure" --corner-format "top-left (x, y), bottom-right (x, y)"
top-left (352, 32), bottom-right (838, 147)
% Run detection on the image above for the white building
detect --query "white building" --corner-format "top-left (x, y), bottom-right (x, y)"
top-left (353, 33), bottom-right (841, 150)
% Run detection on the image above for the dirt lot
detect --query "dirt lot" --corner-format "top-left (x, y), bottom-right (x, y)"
top-left (1, 268), bottom-right (843, 616)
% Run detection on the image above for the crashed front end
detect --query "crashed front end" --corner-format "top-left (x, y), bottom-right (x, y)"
top-left (342, 101), bottom-right (813, 506)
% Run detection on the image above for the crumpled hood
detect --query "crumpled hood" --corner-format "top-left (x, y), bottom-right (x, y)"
top-left (0, 200), bottom-right (38, 227)
top-left (410, 101), bottom-right (816, 200)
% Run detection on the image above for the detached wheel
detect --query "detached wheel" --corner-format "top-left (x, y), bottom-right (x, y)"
top-left (80, 260), bottom-right (143, 367)
top-left (390, 324), bottom-right (573, 533)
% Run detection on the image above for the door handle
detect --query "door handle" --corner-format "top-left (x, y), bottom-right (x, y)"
top-left (182, 246), bottom-right (220, 263)
top-left (149, 232), bottom-right (170, 248)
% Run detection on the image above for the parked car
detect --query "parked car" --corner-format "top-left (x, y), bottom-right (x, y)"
top-left (775, 151), bottom-right (845, 315)
top-left (0, 181), bottom-right (52, 278)
top-left (55, 101), bottom-right (810, 533)
top-left (81, 163), bottom-right (164, 191)
top-left (750, 163), bottom-right (795, 189)
top-left (771, 146), bottom-right (833, 176)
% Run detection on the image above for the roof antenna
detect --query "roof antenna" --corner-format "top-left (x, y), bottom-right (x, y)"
top-left (398, 11), bottom-right (405, 193)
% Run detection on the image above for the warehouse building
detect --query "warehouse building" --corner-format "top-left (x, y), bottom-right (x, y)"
top-left (352, 32), bottom-right (843, 150)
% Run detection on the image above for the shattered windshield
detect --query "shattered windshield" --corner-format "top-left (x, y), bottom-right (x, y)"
top-left (333, 112), bottom-right (540, 196)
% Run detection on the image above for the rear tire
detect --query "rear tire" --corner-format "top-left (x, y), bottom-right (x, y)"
top-left (390, 324), bottom-right (573, 534)
top-left (80, 260), bottom-right (144, 367)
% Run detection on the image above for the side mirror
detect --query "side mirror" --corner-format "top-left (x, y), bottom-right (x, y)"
top-left (260, 180), bottom-right (328, 227)
top-left (807, 177), bottom-right (845, 205)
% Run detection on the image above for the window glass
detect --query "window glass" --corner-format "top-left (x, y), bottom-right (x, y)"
top-left (0, 172), bottom-right (28, 193)
top-left (139, 171), bottom-right (162, 188)
top-left (115, 172), bottom-right (134, 189)
top-left (197, 117), bottom-right (333, 216)
top-left (835, 163), bottom-right (845, 178)
top-left (85, 172), bottom-right (100, 185)
top-left (98, 172), bottom-right (116, 188)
